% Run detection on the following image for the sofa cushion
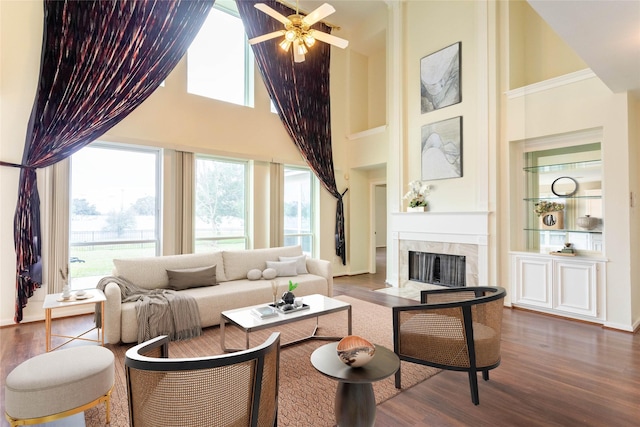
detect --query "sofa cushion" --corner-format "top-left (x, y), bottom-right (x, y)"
top-left (166, 265), bottom-right (217, 290)
top-left (222, 246), bottom-right (303, 281)
top-left (279, 255), bottom-right (308, 274)
top-left (247, 269), bottom-right (262, 281)
top-left (114, 252), bottom-right (226, 290)
top-left (265, 260), bottom-right (298, 277)
top-left (262, 268), bottom-right (277, 280)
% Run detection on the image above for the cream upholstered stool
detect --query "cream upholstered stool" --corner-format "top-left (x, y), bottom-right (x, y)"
top-left (4, 346), bottom-right (114, 426)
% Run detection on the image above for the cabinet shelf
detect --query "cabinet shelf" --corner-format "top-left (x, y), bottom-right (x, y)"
top-left (524, 228), bottom-right (602, 234)
top-left (523, 159), bottom-right (601, 173)
top-left (523, 196), bottom-right (601, 202)
top-left (521, 143), bottom-right (602, 254)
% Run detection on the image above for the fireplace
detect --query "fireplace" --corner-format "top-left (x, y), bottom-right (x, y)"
top-left (390, 211), bottom-right (488, 288)
top-left (408, 251), bottom-right (466, 287)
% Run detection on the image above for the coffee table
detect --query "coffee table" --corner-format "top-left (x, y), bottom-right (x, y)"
top-left (220, 294), bottom-right (352, 352)
top-left (311, 342), bottom-right (400, 427)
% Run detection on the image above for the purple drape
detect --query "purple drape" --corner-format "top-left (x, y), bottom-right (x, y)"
top-left (237, 0), bottom-right (347, 265)
top-left (2, 0), bottom-right (213, 322)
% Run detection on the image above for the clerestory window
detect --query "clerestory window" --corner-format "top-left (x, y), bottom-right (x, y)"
top-left (187, 0), bottom-right (254, 107)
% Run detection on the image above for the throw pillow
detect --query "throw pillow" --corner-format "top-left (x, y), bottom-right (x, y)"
top-left (166, 265), bottom-right (217, 291)
top-left (279, 254), bottom-right (308, 274)
top-left (247, 269), bottom-right (262, 281)
top-left (265, 260), bottom-right (298, 277)
top-left (262, 268), bottom-right (277, 280)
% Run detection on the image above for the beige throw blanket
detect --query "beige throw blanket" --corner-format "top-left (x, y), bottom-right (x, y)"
top-left (96, 276), bottom-right (202, 343)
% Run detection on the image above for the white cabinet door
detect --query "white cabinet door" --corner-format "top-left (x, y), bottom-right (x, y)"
top-left (513, 255), bottom-right (553, 309)
top-left (554, 260), bottom-right (599, 318)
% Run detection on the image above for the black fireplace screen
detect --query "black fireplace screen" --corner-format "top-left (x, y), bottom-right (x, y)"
top-left (408, 251), bottom-right (466, 287)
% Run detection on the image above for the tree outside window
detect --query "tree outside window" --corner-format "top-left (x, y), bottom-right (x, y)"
top-left (195, 156), bottom-right (247, 252)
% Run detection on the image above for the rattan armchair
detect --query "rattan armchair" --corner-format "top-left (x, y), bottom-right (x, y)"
top-left (393, 286), bottom-right (506, 405)
top-left (124, 332), bottom-right (280, 427)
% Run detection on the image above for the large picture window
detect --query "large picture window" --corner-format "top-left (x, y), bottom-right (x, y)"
top-left (195, 156), bottom-right (248, 252)
top-left (69, 143), bottom-right (161, 289)
top-left (284, 166), bottom-right (316, 256)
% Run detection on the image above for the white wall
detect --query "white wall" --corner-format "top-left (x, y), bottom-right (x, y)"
top-left (403, 0), bottom-right (483, 212)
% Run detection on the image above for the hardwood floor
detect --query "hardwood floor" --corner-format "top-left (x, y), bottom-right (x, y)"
top-left (2, 248), bottom-right (639, 426)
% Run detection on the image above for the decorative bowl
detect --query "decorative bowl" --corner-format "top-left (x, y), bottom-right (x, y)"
top-left (336, 335), bottom-right (375, 368)
top-left (577, 215), bottom-right (598, 230)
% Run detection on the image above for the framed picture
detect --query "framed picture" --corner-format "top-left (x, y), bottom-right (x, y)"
top-left (420, 42), bottom-right (461, 113)
top-left (421, 116), bottom-right (462, 180)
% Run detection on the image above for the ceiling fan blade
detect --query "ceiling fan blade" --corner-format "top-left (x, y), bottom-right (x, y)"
top-left (302, 3), bottom-right (335, 26)
top-left (248, 30), bottom-right (286, 45)
top-left (293, 40), bottom-right (306, 63)
top-left (254, 3), bottom-right (291, 25)
top-left (311, 30), bottom-right (349, 49)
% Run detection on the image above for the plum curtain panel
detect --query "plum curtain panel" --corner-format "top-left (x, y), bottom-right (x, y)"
top-left (237, 0), bottom-right (348, 265)
top-left (1, 0), bottom-right (213, 322)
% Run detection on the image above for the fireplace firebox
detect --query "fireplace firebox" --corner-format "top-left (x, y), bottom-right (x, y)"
top-left (408, 251), bottom-right (466, 288)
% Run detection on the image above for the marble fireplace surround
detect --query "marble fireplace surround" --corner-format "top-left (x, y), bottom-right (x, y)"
top-left (389, 212), bottom-right (489, 288)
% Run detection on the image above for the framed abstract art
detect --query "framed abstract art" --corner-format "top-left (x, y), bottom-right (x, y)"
top-left (421, 116), bottom-right (463, 180)
top-left (420, 42), bottom-right (461, 113)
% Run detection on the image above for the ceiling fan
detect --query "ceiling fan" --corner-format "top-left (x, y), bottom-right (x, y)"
top-left (248, 1), bottom-right (349, 63)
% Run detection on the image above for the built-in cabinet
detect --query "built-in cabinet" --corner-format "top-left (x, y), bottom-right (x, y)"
top-left (522, 144), bottom-right (603, 254)
top-left (510, 134), bottom-right (607, 324)
top-left (511, 252), bottom-right (606, 322)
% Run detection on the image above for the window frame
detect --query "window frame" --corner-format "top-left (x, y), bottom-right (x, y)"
top-left (283, 165), bottom-right (317, 257)
top-left (68, 142), bottom-right (163, 288)
top-left (193, 154), bottom-right (250, 252)
top-left (186, 1), bottom-right (254, 107)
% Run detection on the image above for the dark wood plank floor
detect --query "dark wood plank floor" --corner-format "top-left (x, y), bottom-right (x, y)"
top-left (2, 248), bottom-right (639, 426)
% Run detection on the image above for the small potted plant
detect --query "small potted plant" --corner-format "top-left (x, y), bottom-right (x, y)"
top-left (534, 201), bottom-right (565, 229)
top-left (281, 280), bottom-right (298, 305)
top-left (403, 180), bottom-right (431, 212)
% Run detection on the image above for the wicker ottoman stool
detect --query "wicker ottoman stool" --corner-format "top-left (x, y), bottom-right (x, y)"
top-left (4, 346), bottom-right (114, 426)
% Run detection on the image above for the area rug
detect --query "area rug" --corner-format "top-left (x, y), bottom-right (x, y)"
top-left (84, 296), bottom-right (439, 426)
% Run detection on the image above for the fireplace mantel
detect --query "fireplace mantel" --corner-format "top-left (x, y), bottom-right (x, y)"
top-left (387, 211), bottom-right (490, 287)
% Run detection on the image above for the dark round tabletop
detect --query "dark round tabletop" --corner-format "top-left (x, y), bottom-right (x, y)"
top-left (310, 342), bottom-right (400, 384)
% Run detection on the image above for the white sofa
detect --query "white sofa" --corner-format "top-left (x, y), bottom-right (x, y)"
top-left (102, 246), bottom-right (333, 344)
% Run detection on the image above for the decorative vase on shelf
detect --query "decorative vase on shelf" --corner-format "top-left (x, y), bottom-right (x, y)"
top-left (539, 210), bottom-right (564, 230)
top-left (407, 206), bottom-right (427, 212)
top-left (576, 215), bottom-right (598, 230)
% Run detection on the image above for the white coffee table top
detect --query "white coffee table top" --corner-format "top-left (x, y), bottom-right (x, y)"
top-left (221, 294), bottom-right (350, 331)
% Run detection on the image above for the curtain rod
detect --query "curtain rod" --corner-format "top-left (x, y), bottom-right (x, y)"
top-left (275, 0), bottom-right (342, 30)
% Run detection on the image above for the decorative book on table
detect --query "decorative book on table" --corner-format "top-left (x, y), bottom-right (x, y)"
top-left (251, 306), bottom-right (278, 319)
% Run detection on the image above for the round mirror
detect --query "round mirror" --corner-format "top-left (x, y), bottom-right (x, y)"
top-left (551, 176), bottom-right (578, 197)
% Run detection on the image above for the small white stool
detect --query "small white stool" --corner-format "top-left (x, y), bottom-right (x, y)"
top-left (4, 346), bottom-right (114, 426)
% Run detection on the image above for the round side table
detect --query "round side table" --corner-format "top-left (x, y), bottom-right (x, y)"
top-left (311, 342), bottom-right (400, 427)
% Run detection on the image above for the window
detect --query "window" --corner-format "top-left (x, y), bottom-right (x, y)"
top-left (187, 1), bottom-right (253, 106)
top-left (69, 143), bottom-right (161, 289)
top-left (284, 166), bottom-right (315, 256)
top-left (194, 156), bottom-right (248, 252)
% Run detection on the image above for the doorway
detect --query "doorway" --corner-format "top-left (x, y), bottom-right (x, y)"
top-left (370, 182), bottom-right (387, 274)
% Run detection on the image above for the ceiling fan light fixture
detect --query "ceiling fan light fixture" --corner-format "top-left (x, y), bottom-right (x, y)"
top-left (285, 29), bottom-right (297, 42)
top-left (250, 2), bottom-right (350, 63)
top-left (303, 33), bottom-right (315, 48)
top-left (279, 39), bottom-right (292, 51)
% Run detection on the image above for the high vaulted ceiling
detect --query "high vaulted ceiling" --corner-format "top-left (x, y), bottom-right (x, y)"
top-left (293, 1), bottom-right (640, 96)
top-left (528, 0), bottom-right (640, 97)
